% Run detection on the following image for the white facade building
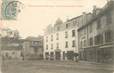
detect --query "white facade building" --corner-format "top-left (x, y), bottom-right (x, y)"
top-left (43, 17), bottom-right (83, 61)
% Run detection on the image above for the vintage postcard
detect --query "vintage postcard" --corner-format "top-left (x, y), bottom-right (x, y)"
top-left (0, 0), bottom-right (114, 73)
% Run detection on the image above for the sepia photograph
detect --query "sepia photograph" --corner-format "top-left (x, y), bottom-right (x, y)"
top-left (0, 0), bottom-right (114, 73)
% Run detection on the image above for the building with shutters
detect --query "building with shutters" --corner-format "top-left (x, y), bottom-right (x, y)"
top-left (78, 0), bottom-right (114, 63)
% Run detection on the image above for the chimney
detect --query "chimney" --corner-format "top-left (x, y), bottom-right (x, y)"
top-left (82, 12), bottom-right (86, 15)
top-left (92, 5), bottom-right (97, 15)
top-left (93, 5), bottom-right (97, 11)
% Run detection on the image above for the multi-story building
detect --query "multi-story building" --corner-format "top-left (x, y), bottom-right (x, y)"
top-left (78, 1), bottom-right (114, 63)
top-left (43, 13), bottom-right (91, 61)
top-left (22, 36), bottom-right (43, 60)
top-left (1, 37), bottom-right (23, 60)
top-left (0, 28), bottom-right (23, 60)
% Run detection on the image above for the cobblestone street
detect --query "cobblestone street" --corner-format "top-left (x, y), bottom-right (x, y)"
top-left (1, 60), bottom-right (114, 73)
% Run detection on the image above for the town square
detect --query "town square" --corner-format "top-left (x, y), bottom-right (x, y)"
top-left (2, 60), bottom-right (114, 73)
top-left (0, 0), bottom-right (114, 73)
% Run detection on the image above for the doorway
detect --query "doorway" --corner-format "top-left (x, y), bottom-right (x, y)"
top-left (55, 52), bottom-right (61, 60)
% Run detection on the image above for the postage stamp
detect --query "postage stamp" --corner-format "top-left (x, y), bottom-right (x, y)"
top-left (1, 0), bottom-right (24, 20)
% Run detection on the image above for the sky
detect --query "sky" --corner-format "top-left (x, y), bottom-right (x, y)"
top-left (1, 0), bottom-right (107, 38)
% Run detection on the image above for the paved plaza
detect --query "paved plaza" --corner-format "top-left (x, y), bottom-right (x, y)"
top-left (1, 60), bottom-right (114, 73)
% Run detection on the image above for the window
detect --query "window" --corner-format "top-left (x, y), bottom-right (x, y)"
top-left (51, 35), bottom-right (53, 41)
top-left (72, 40), bottom-right (76, 47)
top-left (65, 41), bottom-right (68, 48)
top-left (84, 40), bottom-right (86, 47)
top-left (45, 52), bottom-right (49, 60)
top-left (66, 23), bottom-right (69, 28)
top-left (95, 34), bottom-right (103, 45)
top-left (57, 27), bottom-right (60, 31)
top-left (63, 51), bottom-right (65, 60)
top-left (101, 16), bottom-right (107, 26)
top-left (9, 31), bottom-right (13, 35)
top-left (46, 45), bottom-right (48, 50)
top-left (107, 12), bottom-right (112, 24)
top-left (89, 24), bottom-right (93, 33)
top-left (105, 30), bottom-right (112, 43)
top-left (12, 52), bottom-right (15, 55)
top-left (97, 19), bottom-right (101, 29)
top-left (84, 28), bottom-right (86, 34)
top-left (65, 31), bottom-right (68, 38)
top-left (89, 38), bottom-right (93, 46)
top-left (51, 44), bottom-right (53, 49)
top-left (80, 41), bottom-right (82, 48)
top-left (33, 41), bottom-right (38, 45)
top-left (50, 52), bottom-right (54, 57)
top-left (56, 33), bottom-right (59, 40)
top-left (72, 30), bottom-right (75, 37)
top-left (56, 43), bottom-right (59, 49)
top-left (73, 20), bottom-right (76, 26)
top-left (50, 52), bottom-right (54, 58)
top-left (95, 36), bottom-right (98, 45)
top-left (67, 51), bottom-right (74, 60)
top-left (46, 36), bottom-right (48, 42)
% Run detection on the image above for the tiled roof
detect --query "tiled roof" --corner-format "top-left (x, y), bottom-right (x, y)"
top-left (78, 1), bottom-right (114, 31)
